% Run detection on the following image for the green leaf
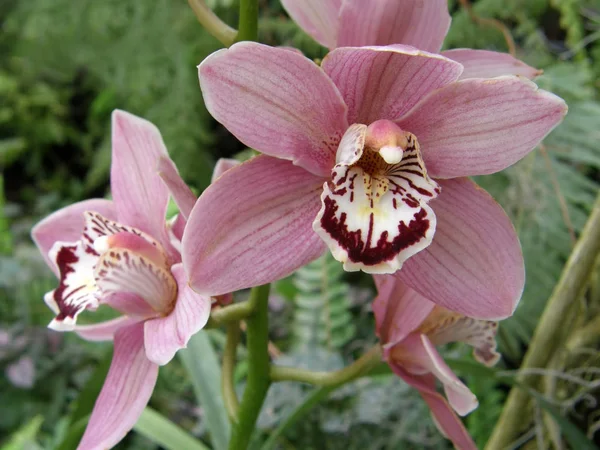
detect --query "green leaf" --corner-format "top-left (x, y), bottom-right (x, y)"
top-left (179, 331), bottom-right (230, 450)
top-left (133, 407), bottom-right (210, 450)
top-left (1, 415), bottom-right (44, 450)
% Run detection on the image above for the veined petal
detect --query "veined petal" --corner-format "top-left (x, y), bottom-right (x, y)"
top-left (183, 155), bottom-right (326, 296)
top-left (443, 49), bottom-right (542, 80)
top-left (94, 248), bottom-right (177, 315)
top-left (398, 178), bottom-right (525, 320)
top-left (373, 275), bottom-right (435, 348)
top-left (144, 264), bottom-right (211, 365)
top-left (391, 334), bottom-right (478, 416)
top-left (211, 158), bottom-right (240, 183)
top-left (74, 316), bottom-right (139, 342)
top-left (420, 307), bottom-right (500, 366)
top-left (398, 76), bottom-right (568, 178)
top-left (157, 156), bottom-right (196, 220)
top-left (198, 42), bottom-right (348, 177)
top-left (78, 323), bottom-right (158, 450)
top-left (32, 199), bottom-right (116, 276)
top-left (111, 110), bottom-right (172, 251)
top-left (393, 369), bottom-right (477, 450)
top-left (337, 0), bottom-right (450, 52)
top-left (280, 0), bottom-right (341, 49)
top-left (322, 45), bottom-right (463, 124)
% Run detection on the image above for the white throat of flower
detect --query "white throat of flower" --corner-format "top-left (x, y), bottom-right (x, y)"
top-left (313, 120), bottom-right (440, 274)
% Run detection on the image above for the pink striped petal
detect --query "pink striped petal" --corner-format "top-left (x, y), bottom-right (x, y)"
top-left (78, 323), bottom-right (158, 450)
top-left (392, 334), bottom-right (477, 416)
top-left (183, 155), bottom-right (326, 296)
top-left (198, 42), bottom-right (348, 177)
top-left (394, 369), bottom-right (477, 450)
top-left (157, 156), bottom-right (196, 220)
top-left (110, 110), bottom-right (171, 246)
top-left (144, 264), bottom-right (211, 365)
top-left (74, 316), bottom-right (139, 342)
top-left (280, 0), bottom-right (341, 49)
top-left (211, 158), bottom-right (240, 183)
top-left (399, 178), bottom-right (524, 320)
top-left (337, 0), bottom-right (450, 52)
top-left (322, 45), bottom-right (462, 124)
top-left (373, 275), bottom-right (435, 348)
top-left (32, 199), bottom-right (116, 275)
top-left (443, 49), bottom-right (542, 80)
top-left (398, 76), bottom-right (568, 178)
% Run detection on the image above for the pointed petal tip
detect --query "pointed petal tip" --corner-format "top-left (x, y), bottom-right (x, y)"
top-left (48, 317), bottom-right (76, 332)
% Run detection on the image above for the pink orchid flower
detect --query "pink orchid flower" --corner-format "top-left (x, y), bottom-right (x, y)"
top-left (31, 110), bottom-right (221, 450)
top-left (185, 42), bottom-right (566, 320)
top-left (373, 274), bottom-right (500, 450)
top-left (281, 0), bottom-right (541, 80)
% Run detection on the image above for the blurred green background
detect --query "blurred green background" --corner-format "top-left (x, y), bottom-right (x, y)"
top-left (1, 0), bottom-right (599, 448)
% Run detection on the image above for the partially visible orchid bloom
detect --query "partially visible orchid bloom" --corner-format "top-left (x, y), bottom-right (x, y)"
top-left (186, 42), bottom-right (566, 319)
top-left (373, 275), bottom-right (500, 450)
top-left (31, 111), bottom-right (224, 450)
top-left (281, 0), bottom-right (541, 80)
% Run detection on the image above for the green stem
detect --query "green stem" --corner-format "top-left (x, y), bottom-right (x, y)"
top-left (228, 284), bottom-right (271, 450)
top-left (235, 0), bottom-right (258, 42)
top-left (205, 300), bottom-right (253, 329)
top-left (187, 0), bottom-right (237, 47)
top-left (222, 323), bottom-right (241, 424)
top-left (270, 346), bottom-right (383, 386)
top-left (486, 192), bottom-right (600, 450)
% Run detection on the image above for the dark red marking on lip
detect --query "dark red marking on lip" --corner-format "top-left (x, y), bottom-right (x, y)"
top-left (53, 244), bottom-right (86, 321)
top-left (320, 197), bottom-right (430, 266)
top-left (395, 175), bottom-right (433, 197)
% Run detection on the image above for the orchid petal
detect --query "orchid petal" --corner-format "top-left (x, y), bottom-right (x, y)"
top-left (392, 334), bottom-right (478, 416)
top-left (398, 76), bottom-right (568, 178)
top-left (399, 178), bottom-right (524, 320)
top-left (337, 0), bottom-right (450, 52)
top-left (211, 158), bottom-right (240, 183)
top-left (280, 0), bottom-right (341, 49)
top-left (394, 369), bottom-right (477, 450)
top-left (443, 49), bottom-right (542, 80)
top-left (183, 155), bottom-right (326, 296)
top-left (322, 45), bottom-right (463, 124)
top-left (110, 110), bottom-right (171, 247)
top-left (157, 156), bottom-right (196, 220)
top-left (144, 264), bottom-right (211, 365)
top-left (32, 199), bottom-right (116, 276)
top-left (74, 316), bottom-right (139, 342)
top-left (373, 275), bottom-right (435, 348)
top-left (102, 293), bottom-right (159, 321)
top-left (422, 307), bottom-right (500, 366)
top-left (78, 323), bottom-right (158, 450)
top-left (198, 42), bottom-right (348, 177)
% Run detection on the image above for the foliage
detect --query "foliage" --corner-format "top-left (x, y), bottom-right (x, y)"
top-left (2, 0), bottom-right (600, 448)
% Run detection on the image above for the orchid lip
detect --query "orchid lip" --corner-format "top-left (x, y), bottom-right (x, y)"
top-left (313, 120), bottom-right (440, 274)
top-left (45, 211), bottom-right (177, 329)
